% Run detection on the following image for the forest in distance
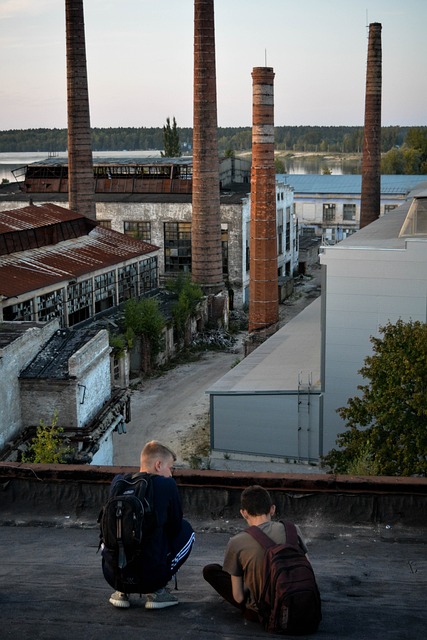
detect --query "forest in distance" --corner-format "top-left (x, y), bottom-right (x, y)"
top-left (0, 125), bottom-right (424, 155)
top-left (1, 125), bottom-right (426, 174)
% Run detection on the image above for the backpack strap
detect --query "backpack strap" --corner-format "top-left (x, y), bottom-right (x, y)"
top-left (246, 521), bottom-right (300, 549)
top-left (280, 520), bottom-right (299, 548)
top-left (245, 525), bottom-right (276, 549)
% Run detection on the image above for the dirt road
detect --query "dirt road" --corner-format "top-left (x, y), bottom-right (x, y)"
top-left (112, 345), bottom-right (243, 467)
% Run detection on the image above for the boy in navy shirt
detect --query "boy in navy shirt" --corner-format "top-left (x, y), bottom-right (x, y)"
top-left (102, 441), bottom-right (194, 609)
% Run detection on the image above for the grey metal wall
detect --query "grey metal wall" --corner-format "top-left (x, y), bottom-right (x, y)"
top-left (211, 391), bottom-right (322, 461)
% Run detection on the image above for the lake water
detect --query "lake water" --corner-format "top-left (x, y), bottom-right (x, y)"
top-left (0, 151), bottom-right (361, 183)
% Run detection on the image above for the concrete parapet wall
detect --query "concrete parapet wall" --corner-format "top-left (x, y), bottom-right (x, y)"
top-left (0, 463), bottom-right (426, 532)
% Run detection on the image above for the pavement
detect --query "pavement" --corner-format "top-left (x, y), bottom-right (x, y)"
top-left (1, 519), bottom-right (425, 640)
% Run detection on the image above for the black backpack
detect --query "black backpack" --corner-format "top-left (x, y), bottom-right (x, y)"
top-left (98, 472), bottom-right (156, 570)
top-left (246, 521), bottom-right (322, 635)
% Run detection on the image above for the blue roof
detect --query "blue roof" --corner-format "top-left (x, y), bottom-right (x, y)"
top-left (277, 174), bottom-right (427, 195)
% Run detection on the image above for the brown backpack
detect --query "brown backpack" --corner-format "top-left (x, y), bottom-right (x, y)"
top-left (246, 521), bottom-right (322, 635)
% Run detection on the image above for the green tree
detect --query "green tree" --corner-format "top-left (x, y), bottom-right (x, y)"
top-left (275, 158), bottom-right (286, 173)
top-left (161, 117), bottom-right (181, 157)
top-left (168, 275), bottom-right (203, 345)
top-left (381, 147), bottom-right (404, 174)
top-left (22, 410), bottom-right (70, 464)
top-left (322, 320), bottom-right (427, 477)
top-left (124, 298), bottom-right (165, 373)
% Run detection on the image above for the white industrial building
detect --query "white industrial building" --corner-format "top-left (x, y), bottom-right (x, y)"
top-left (208, 192), bottom-right (427, 463)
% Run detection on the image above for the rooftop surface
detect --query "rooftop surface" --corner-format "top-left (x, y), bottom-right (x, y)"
top-left (2, 521), bottom-right (425, 640)
top-left (1, 464), bottom-right (426, 640)
top-left (208, 298), bottom-right (321, 393)
top-left (279, 174), bottom-right (427, 195)
top-left (330, 197), bottom-right (427, 250)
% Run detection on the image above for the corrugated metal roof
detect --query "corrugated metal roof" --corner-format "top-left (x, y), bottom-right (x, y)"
top-left (279, 174), bottom-right (427, 196)
top-left (0, 205), bottom-right (159, 298)
top-left (21, 156), bottom-right (194, 168)
top-left (0, 203), bottom-right (91, 234)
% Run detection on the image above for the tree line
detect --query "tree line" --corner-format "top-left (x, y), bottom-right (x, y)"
top-left (0, 125), bottom-right (422, 154)
top-left (1, 125), bottom-right (426, 174)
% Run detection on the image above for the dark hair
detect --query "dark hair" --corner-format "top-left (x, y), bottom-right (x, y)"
top-left (241, 485), bottom-right (273, 516)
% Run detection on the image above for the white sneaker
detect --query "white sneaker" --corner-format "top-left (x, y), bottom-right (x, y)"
top-left (109, 591), bottom-right (130, 608)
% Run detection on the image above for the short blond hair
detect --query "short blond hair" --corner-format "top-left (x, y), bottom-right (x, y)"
top-left (140, 440), bottom-right (176, 467)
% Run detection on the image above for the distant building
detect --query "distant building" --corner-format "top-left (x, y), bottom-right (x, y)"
top-left (3, 157), bottom-right (299, 309)
top-left (280, 174), bottom-right (427, 244)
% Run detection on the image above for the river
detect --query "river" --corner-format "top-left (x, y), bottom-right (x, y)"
top-left (0, 151), bottom-right (361, 183)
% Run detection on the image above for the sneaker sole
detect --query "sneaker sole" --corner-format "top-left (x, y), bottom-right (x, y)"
top-left (109, 598), bottom-right (130, 609)
top-left (145, 600), bottom-right (179, 610)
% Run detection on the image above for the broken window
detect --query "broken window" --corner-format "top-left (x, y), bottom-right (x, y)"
top-left (139, 256), bottom-right (158, 293)
top-left (124, 221), bottom-right (151, 242)
top-left (37, 290), bottom-right (64, 323)
top-left (98, 220), bottom-right (112, 229)
top-left (118, 263), bottom-right (138, 303)
top-left (67, 280), bottom-right (92, 326)
top-left (323, 203), bottom-right (336, 222)
top-left (3, 298), bottom-right (34, 322)
top-left (164, 222), bottom-right (192, 273)
top-left (94, 270), bottom-right (116, 313)
top-left (343, 203), bottom-right (356, 221)
top-left (221, 224), bottom-right (229, 276)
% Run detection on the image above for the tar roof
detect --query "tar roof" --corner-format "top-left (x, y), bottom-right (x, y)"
top-left (19, 326), bottom-right (101, 379)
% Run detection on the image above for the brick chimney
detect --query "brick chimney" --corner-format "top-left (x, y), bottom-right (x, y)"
top-left (65, 0), bottom-right (96, 220)
top-left (248, 67), bottom-right (279, 334)
top-left (360, 22), bottom-right (382, 229)
top-left (192, 0), bottom-right (223, 293)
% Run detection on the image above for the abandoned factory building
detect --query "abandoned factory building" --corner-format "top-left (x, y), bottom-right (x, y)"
top-left (0, 202), bottom-right (159, 326)
top-left (4, 156), bottom-right (300, 308)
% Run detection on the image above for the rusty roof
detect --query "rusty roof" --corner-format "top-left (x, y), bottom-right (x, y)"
top-left (0, 202), bottom-right (92, 234)
top-left (0, 204), bottom-right (159, 298)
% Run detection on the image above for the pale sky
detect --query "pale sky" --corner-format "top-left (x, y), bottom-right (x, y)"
top-left (0, 0), bottom-right (426, 130)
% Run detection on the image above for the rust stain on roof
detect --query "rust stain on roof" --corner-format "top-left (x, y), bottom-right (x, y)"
top-left (0, 204), bottom-right (159, 298)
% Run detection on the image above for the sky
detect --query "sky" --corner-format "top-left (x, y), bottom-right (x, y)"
top-left (0, 0), bottom-right (426, 130)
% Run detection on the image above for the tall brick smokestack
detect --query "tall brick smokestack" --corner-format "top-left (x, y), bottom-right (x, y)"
top-left (360, 22), bottom-right (382, 229)
top-left (65, 0), bottom-right (96, 220)
top-left (248, 67), bottom-right (278, 333)
top-left (192, 0), bottom-right (223, 293)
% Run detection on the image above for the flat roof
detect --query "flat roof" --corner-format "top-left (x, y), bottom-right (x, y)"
top-left (279, 174), bottom-right (427, 195)
top-left (1, 463), bottom-right (425, 640)
top-left (208, 297), bottom-right (321, 393)
top-left (329, 196), bottom-right (427, 251)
